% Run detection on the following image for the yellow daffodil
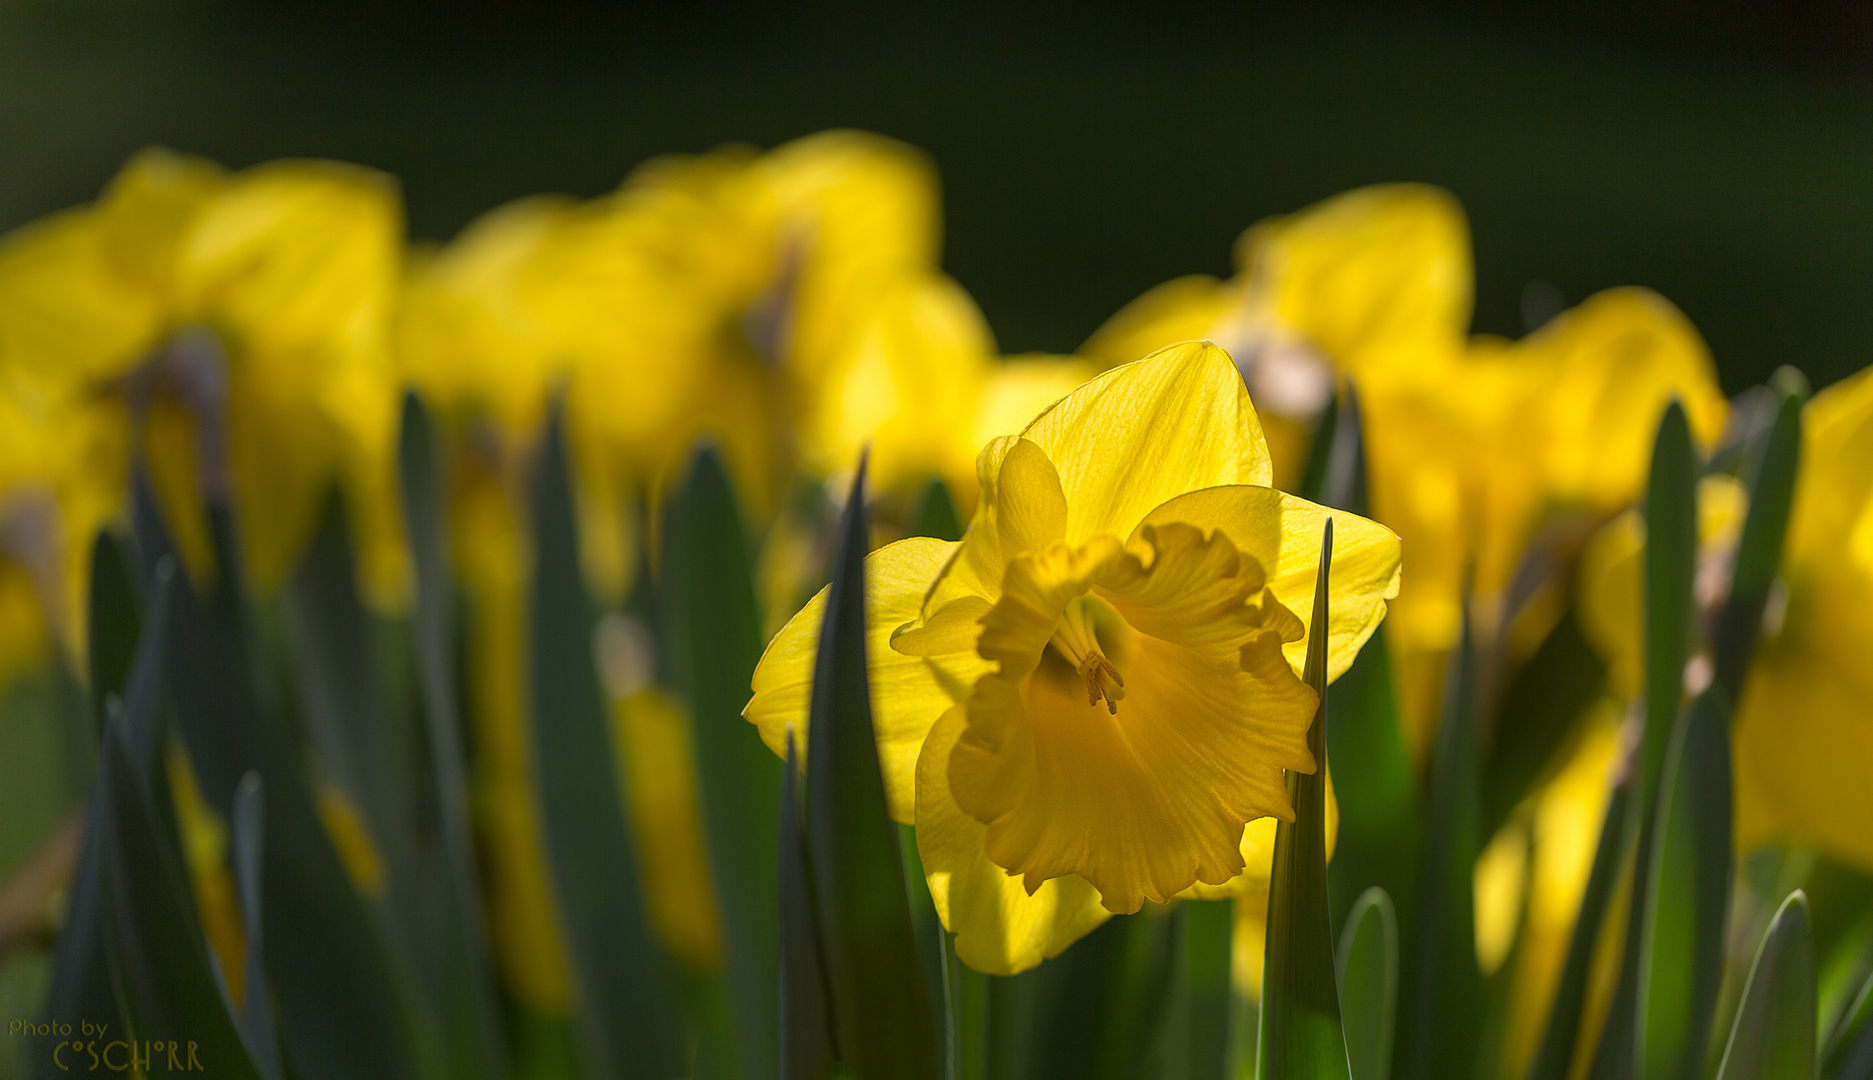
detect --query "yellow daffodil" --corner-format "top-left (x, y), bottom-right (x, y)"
top-left (1364, 288), bottom-right (1729, 747)
top-left (1730, 365), bottom-right (1873, 870)
top-left (801, 271), bottom-right (1101, 510)
top-left (0, 148), bottom-right (410, 613)
top-left (746, 343), bottom-right (1400, 973)
top-left (1084, 184), bottom-right (1472, 488)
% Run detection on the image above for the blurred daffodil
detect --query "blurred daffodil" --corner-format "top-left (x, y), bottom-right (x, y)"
top-left (1084, 184), bottom-right (1473, 487)
top-left (1732, 366), bottom-right (1873, 870)
top-left (0, 148), bottom-right (410, 617)
top-left (747, 343), bottom-right (1399, 973)
top-left (1364, 288), bottom-right (1730, 747)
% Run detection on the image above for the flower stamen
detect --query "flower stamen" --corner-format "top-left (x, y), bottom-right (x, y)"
top-left (1049, 595), bottom-right (1126, 714)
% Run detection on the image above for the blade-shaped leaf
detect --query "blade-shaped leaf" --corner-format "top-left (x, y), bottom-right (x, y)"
top-left (1337, 887), bottom-right (1398, 1080)
top-left (33, 561), bottom-right (173, 1079)
top-left (780, 729), bottom-right (834, 1080)
top-left (1483, 607), bottom-right (1607, 839)
top-left (528, 407), bottom-right (685, 1080)
top-left (132, 474), bottom-right (430, 1080)
top-left (96, 719), bottom-right (263, 1079)
top-left (1258, 521), bottom-right (1352, 1080)
top-left (1524, 777), bottom-right (1634, 1080)
top-left (1637, 690), bottom-right (1733, 1080)
top-left (1180, 898), bottom-right (1235, 1080)
top-left (661, 445), bottom-right (783, 1080)
top-left (86, 530), bottom-right (142, 732)
top-left (397, 393), bottom-right (508, 1080)
top-left (284, 493), bottom-right (421, 918)
top-left (1712, 387), bottom-right (1801, 700)
top-left (1395, 605), bottom-right (1483, 1080)
top-left (1824, 964), bottom-right (1873, 1080)
top-left (910, 478), bottom-right (963, 542)
top-left (1027, 908), bottom-right (1178, 1080)
top-left (1716, 891), bottom-right (1817, 1080)
top-left (805, 457), bottom-right (942, 1079)
top-left (1591, 401), bottom-right (1699, 1080)
top-left (230, 772), bottom-right (284, 1080)
top-left (1304, 387), bottom-right (1420, 941)
top-left (945, 931), bottom-right (991, 1080)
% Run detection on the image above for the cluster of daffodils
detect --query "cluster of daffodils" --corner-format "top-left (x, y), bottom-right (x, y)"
top-left (1, 131), bottom-right (1868, 1080)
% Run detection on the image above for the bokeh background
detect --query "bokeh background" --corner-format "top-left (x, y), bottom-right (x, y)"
top-left (1, 0), bottom-right (1870, 1060)
top-left (5, 0), bottom-right (1871, 396)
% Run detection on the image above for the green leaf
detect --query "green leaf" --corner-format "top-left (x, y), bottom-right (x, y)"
top-left (1713, 386), bottom-right (1801, 701)
top-left (528, 407), bottom-right (685, 1079)
top-left (1524, 776), bottom-right (1634, 1080)
top-left (1591, 400), bottom-right (1699, 1080)
top-left (1825, 974), bottom-right (1873, 1080)
top-left (33, 562), bottom-right (174, 1079)
top-left (395, 392), bottom-right (508, 1080)
top-left (95, 722), bottom-right (262, 1079)
top-left (909, 478), bottom-right (964, 542)
top-left (1483, 606), bottom-right (1607, 839)
top-left (1716, 891), bottom-right (1817, 1080)
top-left (230, 772), bottom-right (284, 1080)
top-left (284, 493), bottom-right (421, 931)
top-left (1258, 520), bottom-right (1352, 1080)
top-left (1637, 690), bottom-right (1734, 1080)
top-left (1326, 624), bottom-right (1419, 944)
top-left (804, 458), bottom-right (942, 1079)
top-left (1336, 888), bottom-right (1398, 1080)
top-left (86, 529), bottom-right (143, 733)
top-left (780, 730), bottom-right (834, 1080)
top-left (1026, 908), bottom-right (1178, 1079)
top-left (1394, 605), bottom-right (1483, 1080)
top-left (1181, 899), bottom-right (1235, 1080)
top-left (1304, 386), bottom-right (1419, 943)
top-left (661, 445), bottom-right (785, 1080)
top-left (945, 932), bottom-right (990, 1080)
top-left (1296, 390), bottom-right (1342, 507)
top-left (131, 475), bottom-right (431, 1080)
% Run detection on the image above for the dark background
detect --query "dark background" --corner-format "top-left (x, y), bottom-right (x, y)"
top-left (4, 0), bottom-right (1870, 391)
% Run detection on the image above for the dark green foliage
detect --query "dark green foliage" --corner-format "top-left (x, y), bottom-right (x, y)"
top-left (1637, 691), bottom-right (1734, 1080)
top-left (1257, 521), bottom-right (1352, 1080)
top-left (662, 445), bottom-right (785, 1080)
top-left (1395, 608), bottom-right (1483, 1080)
top-left (1337, 888), bottom-right (1398, 1080)
top-left (779, 731), bottom-right (835, 1080)
top-left (1716, 892), bottom-right (1817, 1080)
top-left (528, 408), bottom-right (684, 1079)
top-left (803, 458), bottom-right (942, 1079)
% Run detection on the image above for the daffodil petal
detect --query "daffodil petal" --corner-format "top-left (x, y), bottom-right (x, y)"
top-left (1139, 486), bottom-right (1401, 681)
top-left (916, 707), bottom-right (1111, 975)
top-left (746, 537), bottom-right (989, 823)
top-left (1019, 341), bottom-right (1273, 544)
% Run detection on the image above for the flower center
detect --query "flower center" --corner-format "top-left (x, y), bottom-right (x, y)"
top-left (1048, 595), bottom-right (1126, 714)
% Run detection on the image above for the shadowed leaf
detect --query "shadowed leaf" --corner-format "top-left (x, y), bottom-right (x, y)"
top-left (1715, 891), bottom-right (1817, 1080)
top-left (529, 407), bottom-right (684, 1080)
top-left (1337, 888), bottom-right (1398, 1080)
top-left (662, 444), bottom-right (783, 1080)
top-left (1636, 690), bottom-right (1733, 1080)
top-left (805, 458), bottom-right (942, 1079)
top-left (1257, 521), bottom-right (1352, 1080)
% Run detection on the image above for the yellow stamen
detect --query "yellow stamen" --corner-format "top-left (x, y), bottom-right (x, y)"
top-left (1049, 596), bottom-right (1126, 714)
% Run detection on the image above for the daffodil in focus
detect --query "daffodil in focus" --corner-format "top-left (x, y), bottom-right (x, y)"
top-left (747, 342), bottom-right (1400, 973)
